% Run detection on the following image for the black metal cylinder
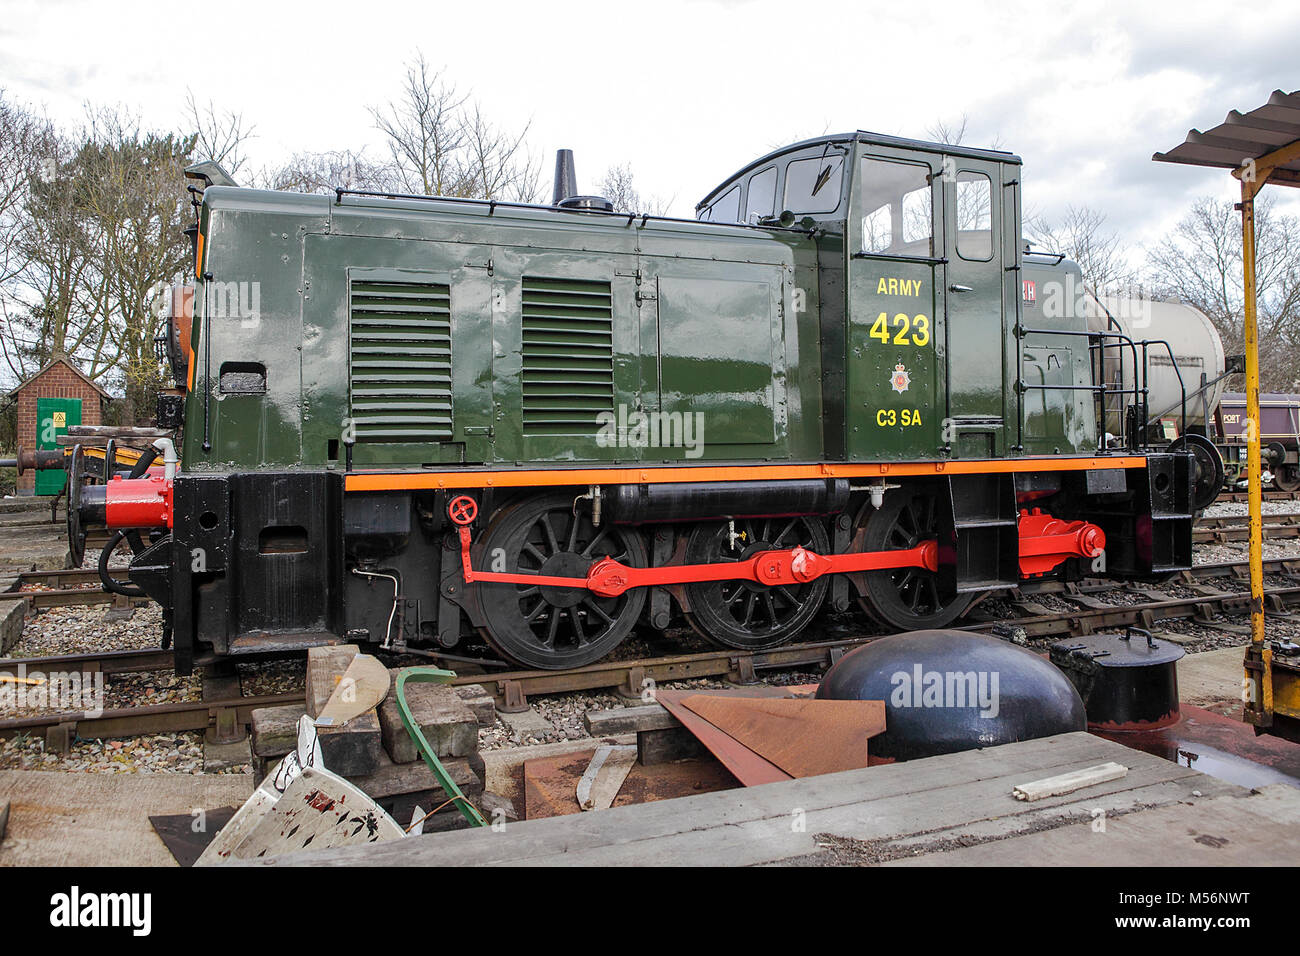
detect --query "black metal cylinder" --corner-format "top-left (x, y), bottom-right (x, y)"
top-left (605, 478), bottom-right (850, 524)
top-left (79, 485), bottom-right (108, 525)
top-left (1049, 628), bottom-right (1184, 731)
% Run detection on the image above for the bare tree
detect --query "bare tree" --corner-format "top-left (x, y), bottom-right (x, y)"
top-left (461, 103), bottom-right (542, 202)
top-left (1025, 205), bottom-right (1137, 292)
top-left (370, 54), bottom-right (540, 201)
top-left (185, 91), bottom-right (255, 179)
top-left (1, 126), bottom-right (106, 383)
top-left (926, 115), bottom-right (969, 146)
top-left (1147, 196), bottom-right (1300, 390)
top-left (598, 163), bottom-right (672, 216)
top-left (266, 149), bottom-right (389, 194)
top-left (0, 90), bottom-right (53, 288)
top-left (371, 55), bottom-right (469, 196)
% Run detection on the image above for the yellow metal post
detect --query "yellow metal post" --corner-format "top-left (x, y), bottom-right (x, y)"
top-left (1240, 177), bottom-right (1270, 726)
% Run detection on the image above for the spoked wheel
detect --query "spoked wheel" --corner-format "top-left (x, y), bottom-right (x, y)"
top-left (476, 494), bottom-right (647, 670)
top-left (684, 516), bottom-right (830, 650)
top-left (855, 489), bottom-right (970, 631)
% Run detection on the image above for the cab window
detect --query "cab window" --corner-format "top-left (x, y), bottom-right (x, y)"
top-left (858, 157), bottom-right (933, 257)
top-left (784, 154), bottom-right (844, 214)
top-left (955, 170), bottom-right (992, 260)
top-left (704, 184), bottom-right (741, 223)
top-left (745, 166), bottom-right (777, 221)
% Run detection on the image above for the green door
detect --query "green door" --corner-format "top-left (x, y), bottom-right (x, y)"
top-left (847, 150), bottom-right (943, 462)
top-left (943, 156), bottom-right (1006, 458)
top-left (35, 397), bottom-right (81, 495)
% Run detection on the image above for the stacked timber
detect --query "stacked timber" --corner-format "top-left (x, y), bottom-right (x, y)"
top-left (249, 647), bottom-right (497, 831)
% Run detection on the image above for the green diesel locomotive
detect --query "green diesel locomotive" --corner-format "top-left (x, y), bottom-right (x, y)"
top-left (72, 132), bottom-right (1199, 672)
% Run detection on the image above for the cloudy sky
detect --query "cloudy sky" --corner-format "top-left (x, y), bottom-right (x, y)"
top-left (2, 0), bottom-right (1298, 253)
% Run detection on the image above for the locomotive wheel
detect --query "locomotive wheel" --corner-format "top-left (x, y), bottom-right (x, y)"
top-left (683, 516), bottom-right (830, 650)
top-left (476, 493), bottom-right (647, 670)
top-left (855, 489), bottom-right (971, 631)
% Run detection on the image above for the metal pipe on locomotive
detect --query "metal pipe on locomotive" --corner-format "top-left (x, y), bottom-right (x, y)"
top-left (62, 133), bottom-right (1219, 675)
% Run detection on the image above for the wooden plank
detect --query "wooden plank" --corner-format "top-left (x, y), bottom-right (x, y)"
top-left (253, 733), bottom-right (1237, 868)
top-left (891, 785), bottom-right (1300, 867)
top-left (0, 770), bottom-right (253, 867)
top-left (250, 704), bottom-right (304, 758)
top-left (585, 704), bottom-right (678, 736)
top-left (577, 745), bottom-right (637, 811)
top-left (1012, 762), bottom-right (1128, 801)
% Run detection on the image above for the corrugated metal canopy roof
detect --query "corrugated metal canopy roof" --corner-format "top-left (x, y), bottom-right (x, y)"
top-left (1153, 89), bottom-right (1300, 187)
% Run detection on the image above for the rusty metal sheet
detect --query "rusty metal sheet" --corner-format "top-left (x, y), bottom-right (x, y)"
top-left (679, 696), bottom-right (885, 778)
top-left (522, 748), bottom-right (736, 819)
top-left (653, 690), bottom-right (791, 787)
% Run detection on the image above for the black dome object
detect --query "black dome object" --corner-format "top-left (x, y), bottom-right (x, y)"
top-left (817, 630), bottom-right (1086, 761)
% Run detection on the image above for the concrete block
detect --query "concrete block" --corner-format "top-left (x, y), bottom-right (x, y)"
top-left (250, 704), bottom-right (305, 758)
top-left (203, 738), bottom-right (253, 774)
top-left (0, 597), bottom-right (28, 656)
top-left (454, 683), bottom-right (497, 726)
top-left (380, 672), bottom-right (479, 763)
top-left (497, 706), bottom-right (555, 740)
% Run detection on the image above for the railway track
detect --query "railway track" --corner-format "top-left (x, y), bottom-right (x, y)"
top-left (8, 511), bottom-right (1294, 609)
top-left (2, 554), bottom-right (1295, 739)
top-left (1219, 489), bottom-right (1300, 503)
top-left (1193, 510), bottom-right (1300, 543)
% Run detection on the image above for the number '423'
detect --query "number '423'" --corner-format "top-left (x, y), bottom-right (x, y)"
top-left (870, 312), bottom-right (930, 347)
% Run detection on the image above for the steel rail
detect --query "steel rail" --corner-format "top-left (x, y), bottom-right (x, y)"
top-left (0, 691), bottom-right (304, 740)
top-left (3, 556), bottom-right (1298, 720)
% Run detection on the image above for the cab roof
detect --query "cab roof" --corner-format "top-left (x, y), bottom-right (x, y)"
top-left (696, 130), bottom-right (1022, 211)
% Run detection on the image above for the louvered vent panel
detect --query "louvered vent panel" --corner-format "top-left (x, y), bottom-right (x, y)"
top-left (348, 278), bottom-right (453, 441)
top-left (521, 276), bottom-right (615, 434)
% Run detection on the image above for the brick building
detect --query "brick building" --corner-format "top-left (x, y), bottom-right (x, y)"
top-left (7, 355), bottom-right (111, 494)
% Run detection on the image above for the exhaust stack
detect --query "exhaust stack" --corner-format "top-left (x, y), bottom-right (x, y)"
top-left (550, 148), bottom-right (614, 213)
top-left (552, 149), bottom-right (578, 206)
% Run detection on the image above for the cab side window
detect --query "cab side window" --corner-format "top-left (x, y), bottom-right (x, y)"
top-left (745, 166), bottom-right (777, 222)
top-left (858, 157), bottom-right (933, 257)
top-left (955, 170), bottom-right (992, 260)
top-left (784, 155), bottom-right (844, 215)
top-left (704, 184), bottom-right (741, 223)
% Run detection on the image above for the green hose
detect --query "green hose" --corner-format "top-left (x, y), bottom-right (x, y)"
top-left (395, 667), bottom-right (488, 827)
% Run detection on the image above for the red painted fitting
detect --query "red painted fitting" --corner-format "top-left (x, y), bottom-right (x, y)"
top-left (103, 475), bottom-right (173, 529)
top-left (1017, 508), bottom-right (1106, 576)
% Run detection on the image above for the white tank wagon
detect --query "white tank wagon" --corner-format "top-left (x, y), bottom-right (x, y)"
top-left (1086, 296), bottom-right (1233, 442)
